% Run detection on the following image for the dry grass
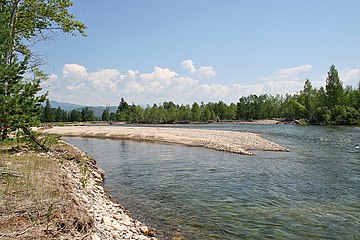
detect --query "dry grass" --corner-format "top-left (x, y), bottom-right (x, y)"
top-left (0, 142), bottom-right (93, 239)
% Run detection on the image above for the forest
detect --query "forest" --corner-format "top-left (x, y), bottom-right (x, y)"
top-left (41, 65), bottom-right (360, 125)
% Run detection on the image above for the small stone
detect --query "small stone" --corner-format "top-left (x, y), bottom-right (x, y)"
top-left (92, 171), bottom-right (102, 181)
top-left (112, 231), bottom-right (121, 239)
top-left (113, 214), bottom-right (123, 220)
top-left (122, 218), bottom-right (133, 226)
top-left (136, 236), bottom-right (150, 240)
top-left (102, 216), bottom-right (112, 226)
top-left (91, 233), bottom-right (101, 240)
top-left (140, 226), bottom-right (148, 235)
top-left (112, 221), bottom-right (128, 231)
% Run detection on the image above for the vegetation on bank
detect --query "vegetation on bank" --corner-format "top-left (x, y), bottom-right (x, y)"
top-left (41, 65), bottom-right (360, 125)
top-left (0, 140), bottom-right (94, 239)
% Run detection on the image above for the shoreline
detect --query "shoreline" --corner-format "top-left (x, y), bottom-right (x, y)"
top-left (58, 141), bottom-right (157, 240)
top-left (39, 125), bottom-right (288, 155)
top-left (0, 140), bottom-right (156, 239)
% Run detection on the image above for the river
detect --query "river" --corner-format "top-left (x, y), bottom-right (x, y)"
top-left (63, 124), bottom-right (360, 239)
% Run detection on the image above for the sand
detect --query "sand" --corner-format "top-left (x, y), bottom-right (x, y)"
top-left (39, 125), bottom-right (288, 155)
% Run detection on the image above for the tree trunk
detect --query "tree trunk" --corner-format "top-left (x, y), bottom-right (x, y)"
top-left (20, 126), bottom-right (48, 151)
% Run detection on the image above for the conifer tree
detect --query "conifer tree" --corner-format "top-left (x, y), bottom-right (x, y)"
top-left (0, 0), bottom-right (85, 146)
top-left (325, 65), bottom-right (344, 108)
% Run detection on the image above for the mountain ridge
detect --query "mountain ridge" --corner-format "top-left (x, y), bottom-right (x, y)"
top-left (49, 100), bottom-right (117, 118)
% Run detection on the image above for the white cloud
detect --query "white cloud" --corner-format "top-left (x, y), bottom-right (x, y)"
top-left (48, 73), bottom-right (58, 81)
top-left (181, 59), bottom-right (197, 73)
top-left (277, 64), bottom-right (312, 78)
top-left (341, 68), bottom-right (360, 86)
top-left (181, 59), bottom-right (216, 79)
top-left (263, 80), bottom-right (304, 95)
top-left (66, 83), bottom-right (86, 91)
top-left (45, 62), bottom-right (267, 105)
top-left (126, 70), bottom-right (139, 80)
top-left (62, 64), bottom-right (88, 80)
top-left (260, 64), bottom-right (313, 94)
top-left (140, 67), bottom-right (178, 80)
top-left (263, 64), bottom-right (312, 82)
top-left (232, 83), bottom-right (264, 96)
top-left (198, 66), bottom-right (216, 78)
top-left (88, 68), bottom-right (122, 92)
top-left (48, 62), bottom-right (357, 106)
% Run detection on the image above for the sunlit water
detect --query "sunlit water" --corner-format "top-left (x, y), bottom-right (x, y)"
top-left (64, 124), bottom-right (360, 239)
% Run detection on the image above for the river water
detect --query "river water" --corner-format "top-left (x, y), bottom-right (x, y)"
top-left (64, 124), bottom-right (360, 239)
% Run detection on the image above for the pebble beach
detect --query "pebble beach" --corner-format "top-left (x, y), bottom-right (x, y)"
top-left (40, 125), bottom-right (288, 155)
top-left (53, 142), bottom-right (157, 240)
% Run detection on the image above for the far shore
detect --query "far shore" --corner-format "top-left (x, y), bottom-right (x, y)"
top-left (38, 125), bottom-right (288, 155)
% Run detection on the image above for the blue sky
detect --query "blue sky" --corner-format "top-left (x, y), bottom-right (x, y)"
top-left (38, 0), bottom-right (360, 106)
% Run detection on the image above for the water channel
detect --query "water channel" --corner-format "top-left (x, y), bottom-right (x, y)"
top-left (64, 124), bottom-right (360, 239)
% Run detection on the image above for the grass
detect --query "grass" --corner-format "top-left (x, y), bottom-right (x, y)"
top-left (0, 141), bottom-right (93, 239)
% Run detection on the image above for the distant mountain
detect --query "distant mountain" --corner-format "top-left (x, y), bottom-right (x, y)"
top-left (49, 100), bottom-right (117, 118)
top-left (50, 101), bottom-right (85, 111)
top-left (74, 106), bottom-right (118, 118)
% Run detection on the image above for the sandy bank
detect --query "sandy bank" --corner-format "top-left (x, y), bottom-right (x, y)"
top-left (39, 126), bottom-right (288, 155)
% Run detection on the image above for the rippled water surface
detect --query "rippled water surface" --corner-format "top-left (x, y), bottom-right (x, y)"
top-left (64, 124), bottom-right (360, 239)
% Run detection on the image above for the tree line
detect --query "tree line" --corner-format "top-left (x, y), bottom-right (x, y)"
top-left (40, 99), bottom-right (96, 122)
top-left (41, 65), bottom-right (360, 125)
top-left (100, 64), bottom-right (360, 125)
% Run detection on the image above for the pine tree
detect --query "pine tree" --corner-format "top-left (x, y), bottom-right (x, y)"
top-left (302, 79), bottom-right (317, 123)
top-left (0, 43), bottom-right (46, 140)
top-left (0, 0), bottom-right (85, 146)
top-left (43, 99), bottom-right (54, 122)
top-left (101, 106), bottom-right (110, 121)
top-left (325, 65), bottom-right (344, 108)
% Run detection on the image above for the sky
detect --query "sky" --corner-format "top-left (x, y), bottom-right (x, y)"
top-left (37, 0), bottom-right (360, 106)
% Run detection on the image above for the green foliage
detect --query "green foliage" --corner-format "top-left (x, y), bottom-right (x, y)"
top-left (69, 109), bottom-right (82, 122)
top-left (0, 51), bottom-right (46, 140)
top-left (101, 107), bottom-right (110, 121)
top-left (0, 0), bottom-right (85, 144)
top-left (325, 65), bottom-right (344, 108)
top-left (236, 66), bottom-right (358, 125)
top-left (81, 107), bottom-right (94, 121)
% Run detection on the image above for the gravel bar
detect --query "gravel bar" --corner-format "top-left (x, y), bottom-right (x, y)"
top-left (40, 126), bottom-right (288, 155)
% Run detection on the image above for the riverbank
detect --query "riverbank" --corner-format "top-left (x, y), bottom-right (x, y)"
top-left (0, 141), bottom-right (156, 240)
top-left (39, 125), bottom-right (288, 155)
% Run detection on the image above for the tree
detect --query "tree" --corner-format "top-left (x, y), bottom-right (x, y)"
top-left (116, 98), bottom-right (129, 121)
top-left (81, 107), bottom-right (94, 122)
top-left (101, 106), bottom-right (110, 121)
top-left (0, 48), bottom-right (46, 140)
top-left (0, 0), bottom-right (85, 145)
top-left (301, 79), bottom-right (318, 123)
top-left (191, 102), bottom-right (201, 122)
top-left (356, 81), bottom-right (360, 110)
top-left (109, 112), bottom-right (116, 121)
top-left (69, 109), bottom-right (82, 122)
top-left (325, 65), bottom-right (344, 108)
top-left (54, 107), bottom-right (67, 122)
top-left (43, 99), bottom-right (53, 122)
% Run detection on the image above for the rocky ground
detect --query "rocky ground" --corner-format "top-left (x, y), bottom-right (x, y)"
top-left (59, 142), bottom-right (157, 240)
top-left (39, 125), bottom-right (288, 155)
top-left (0, 141), bottom-right (156, 240)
